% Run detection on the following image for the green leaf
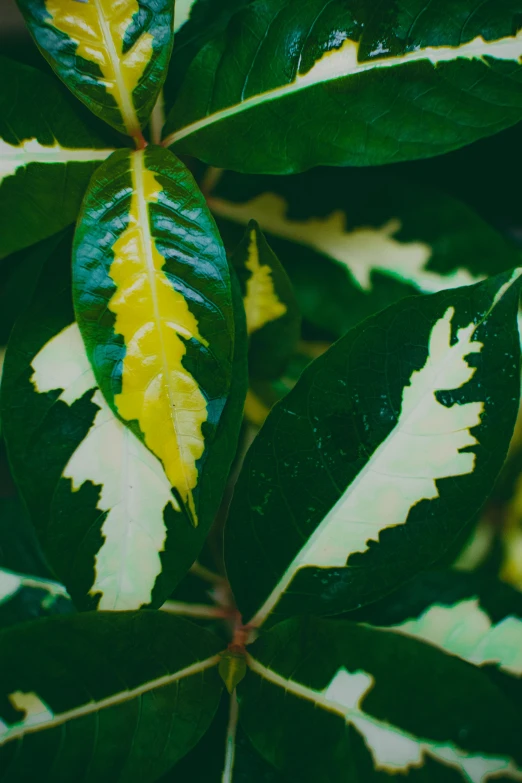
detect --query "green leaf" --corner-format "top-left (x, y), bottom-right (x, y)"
top-left (16, 0), bottom-right (174, 138)
top-left (0, 567), bottom-right (73, 630)
top-left (2, 230), bottom-right (246, 611)
top-left (240, 616), bottom-right (522, 782)
top-left (73, 146), bottom-right (240, 531)
top-left (211, 168), bottom-right (522, 338)
top-left (231, 221), bottom-right (301, 381)
top-left (0, 494), bottom-right (54, 583)
top-left (163, 0), bottom-right (522, 173)
top-left (0, 57), bottom-right (114, 259)
top-left (225, 270), bottom-right (522, 626)
top-left (0, 611), bottom-right (223, 782)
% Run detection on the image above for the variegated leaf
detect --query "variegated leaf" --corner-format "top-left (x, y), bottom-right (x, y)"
top-left (241, 617), bottom-right (522, 782)
top-left (0, 57), bottom-right (114, 259)
top-left (0, 567), bottom-right (73, 630)
top-left (1, 230), bottom-right (246, 611)
top-left (231, 220), bottom-right (300, 381)
top-left (16, 0), bottom-right (174, 138)
top-left (163, 0), bottom-right (522, 173)
top-left (211, 168), bottom-right (522, 338)
top-left (0, 612), bottom-right (223, 782)
top-left (73, 146), bottom-right (239, 533)
top-left (225, 270), bottom-right (522, 625)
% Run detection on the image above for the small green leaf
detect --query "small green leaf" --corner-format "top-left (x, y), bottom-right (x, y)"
top-left (163, 1), bottom-right (522, 173)
top-left (226, 270), bottom-right (522, 625)
top-left (16, 0), bottom-right (174, 138)
top-left (0, 612), bottom-right (223, 782)
top-left (0, 57), bottom-right (114, 259)
top-left (241, 616), bottom-right (522, 781)
top-left (219, 651), bottom-right (247, 694)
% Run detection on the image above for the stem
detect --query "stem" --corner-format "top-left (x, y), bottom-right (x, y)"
top-left (150, 90), bottom-right (165, 145)
top-left (190, 561), bottom-right (225, 585)
top-left (200, 167), bottom-right (224, 198)
top-left (161, 600), bottom-right (229, 619)
top-left (222, 691), bottom-right (239, 783)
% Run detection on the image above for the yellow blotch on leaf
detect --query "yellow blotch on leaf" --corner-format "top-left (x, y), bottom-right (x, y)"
top-left (108, 150), bottom-right (208, 526)
top-left (244, 227), bottom-right (287, 335)
top-left (45, 0), bottom-right (153, 135)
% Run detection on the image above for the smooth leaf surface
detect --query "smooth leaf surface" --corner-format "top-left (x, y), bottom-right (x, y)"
top-left (211, 168), bottom-right (522, 338)
top-left (16, 0), bottom-right (174, 138)
top-left (163, 0), bottom-right (522, 173)
top-left (0, 495), bottom-right (51, 583)
top-left (74, 146), bottom-right (238, 531)
top-left (0, 57), bottom-right (114, 259)
top-left (0, 567), bottom-right (73, 630)
top-left (0, 612), bottom-right (223, 782)
top-left (241, 616), bottom-right (522, 782)
top-left (2, 232), bottom-right (246, 611)
top-left (226, 270), bottom-right (522, 625)
top-left (231, 221), bottom-right (300, 381)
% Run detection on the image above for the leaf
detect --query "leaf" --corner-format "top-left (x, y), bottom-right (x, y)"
top-left (16, 0), bottom-right (174, 138)
top-left (0, 567), bottom-right (73, 630)
top-left (0, 56), bottom-right (114, 259)
top-left (0, 611), bottom-right (223, 782)
top-left (211, 168), bottom-right (522, 338)
top-left (163, 1), bottom-right (522, 173)
top-left (225, 270), bottom-right (522, 626)
top-left (174, 0), bottom-right (198, 32)
top-left (0, 495), bottom-right (52, 582)
top-left (240, 616), bottom-right (522, 782)
top-left (2, 232), bottom-right (246, 611)
top-left (231, 221), bottom-right (301, 380)
top-left (73, 146), bottom-right (238, 531)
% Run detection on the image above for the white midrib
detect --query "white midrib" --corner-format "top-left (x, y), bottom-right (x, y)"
top-left (93, 0), bottom-right (140, 136)
top-left (222, 690), bottom-right (239, 783)
top-left (132, 151), bottom-right (193, 513)
top-left (1, 654), bottom-right (221, 745)
top-left (248, 269), bottom-right (522, 628)
top-left (163, 32), bottom-right (522, 146)
top-left (0, 144), bottom-right (114, 168)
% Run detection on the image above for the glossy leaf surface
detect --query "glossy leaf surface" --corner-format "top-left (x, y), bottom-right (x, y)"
top-left (164, 0), bottom-right (522, 173)
top-left (16, 0), bottom-right (174, 137)
top-left (2, 232), bottom-right (245, 611)
top-left (0, 57), bottom-right (114, 259)
top-left (0, 612), bottom-right (223, 782)
top-left (226, 270), bottom-right (522, 625)
top-left (211, 168), bottom-right (522, 338)
top-left (241, 616), bottom-right (522, 782)
top-left (231, 221), bottom-right (300, 381)
top-left (74, 146), bottom-right (237, 531)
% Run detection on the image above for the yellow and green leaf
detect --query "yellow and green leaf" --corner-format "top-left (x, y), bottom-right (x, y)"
top-left (16, 0), bottom-right (174, 137)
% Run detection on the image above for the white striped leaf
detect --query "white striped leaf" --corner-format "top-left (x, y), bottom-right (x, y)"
top-left (225, 269), bottom-right (522, 625)
top-left (163, 0), bottom-right (522, 173)
top-left (0, 57), bottom-right (114, 259)
top-left (0, 612), bottom-right (223, 782)
top-left (240, 617), bottom-right (522, 782)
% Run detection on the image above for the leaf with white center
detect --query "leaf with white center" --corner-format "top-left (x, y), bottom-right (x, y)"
top-left (0, 567), bottom-right (73, 630)
top-left (1, 233), bottom-right (245, 610)
top-left (0, 612), bottom-right (223, 782)
top-left (73, 146), bottom-right (239, 534)
top-left (174, 0), bottom-right (198, 32)
top-left (16, 0), bottom-right (174, 138)
top-left (0, 57), bottom-right (114, 259)
top-left (230, 221), bottom-right (300, 381)
top-left (225, 269), bottom-right (522, 625)
top-left (163, 0), bottom-right (522, 173)
top-left (240, 617), bottom-right (522, 783)
top-left (212, 168), bottom-right (522, 338)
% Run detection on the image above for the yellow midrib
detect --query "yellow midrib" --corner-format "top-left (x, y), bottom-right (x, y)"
top-left (92, 0), bottom-right (140, 136)
top-left (132, 151), bottom-right (195, 520)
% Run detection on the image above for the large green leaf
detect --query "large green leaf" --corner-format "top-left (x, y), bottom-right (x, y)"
top-left (163, 0), bottom-right (522, 173)
top-left (211, 168), bottom-right (522, 338)
top-left (0, 57), bottom-right (114, 259)
top-left (231, 221), bottom-right (300, 381)
top-left (0, 612), bottom-right (223, 782)
top-left (2, 230), bottom-right (246, 611)
top-left (73, 146), bottom-right (240, 531)
top-left (0, 495), bottom-right (51, 582)
top-left (240, 616), bottom-right (522, 782)
top-left (16, 0), bottom-right (174, 139)
top-left (0, 567), bottom-right (73, 630)
top-left (225, 270), bottom-right (522, 626)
